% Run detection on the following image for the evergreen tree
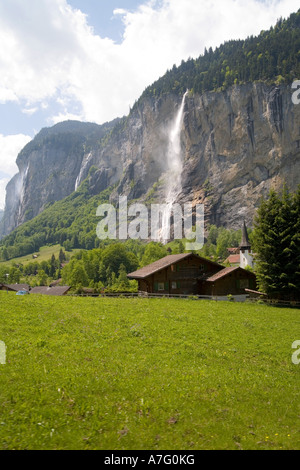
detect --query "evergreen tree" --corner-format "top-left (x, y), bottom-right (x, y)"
top-left (290, 187), bottom-right (300, 296)
top-left (117, 263), bottom-right (130, 289)
top-left (59, 248), bottom-right (66, 264)
top-left (253, 186), bottom-right (300, 300)
top-left (68, 261), bottom-right (89, 288)
top-left (49, 254), bottom-right (56, 278)
top-left (106, 267), bottom-right (113, 287)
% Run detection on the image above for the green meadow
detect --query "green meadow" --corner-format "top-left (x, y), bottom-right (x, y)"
top-left (0, 244), bottom-right (80, 267)
top-left (0, 292), bottom-right (300, 450)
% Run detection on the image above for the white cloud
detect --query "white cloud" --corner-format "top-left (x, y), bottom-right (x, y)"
top-left (0, 0), bottom-right (299, 127)
top-left (22, 107), bottom-right (39, 116)
top-left (0, 134), bottom-right (32, 177)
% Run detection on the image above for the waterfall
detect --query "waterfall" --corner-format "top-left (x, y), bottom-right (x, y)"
top-left (166, 90), bottom-right (188, 204)
top-left (17, 164), bottom-right (29, 219)
top-left (160, 91), bottom-right (188, 241)
top-left (75, 153), bottom-right (92, 191)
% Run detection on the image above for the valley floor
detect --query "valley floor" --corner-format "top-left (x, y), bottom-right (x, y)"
top-left (0, 293), bottom-right (299, 450)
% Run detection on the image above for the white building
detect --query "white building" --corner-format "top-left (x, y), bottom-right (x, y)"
top-left (239, 221), bottom-right (254, 269)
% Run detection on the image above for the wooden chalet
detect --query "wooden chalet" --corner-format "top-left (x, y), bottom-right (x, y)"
top-left (128, 253), bottom-right (220, 295)
top-left (128, 253), bottom-right (256, 298)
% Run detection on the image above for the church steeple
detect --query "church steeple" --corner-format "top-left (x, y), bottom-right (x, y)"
top-left (240, 220), bottom-right (251, 251)
top-left (240, 221), bottom-right (253, 269)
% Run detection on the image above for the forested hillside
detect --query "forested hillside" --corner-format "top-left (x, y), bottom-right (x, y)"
top-left (136, 10), bottom-right (300, 101)
top-left (0, 173), bottom-right (112, 260)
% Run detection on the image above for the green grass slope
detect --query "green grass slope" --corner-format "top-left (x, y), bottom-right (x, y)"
top-left (0, 180), bottom-right (112, 260)
top-left (0, 244), bottom-right (80, 267)
top-left (0, 293), bottom-right (300, 450)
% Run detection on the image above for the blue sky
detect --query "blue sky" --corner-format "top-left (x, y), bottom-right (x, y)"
top-left (0, 0), bottom-right (299, 209)
top-left (67, 0), bottom-right (144, 42)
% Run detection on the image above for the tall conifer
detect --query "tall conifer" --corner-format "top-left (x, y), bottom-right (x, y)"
top-left (254, 186), bottom-right (300, 300)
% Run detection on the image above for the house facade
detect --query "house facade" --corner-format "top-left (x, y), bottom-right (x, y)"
top-left (128, 253), bottom-right (256, 298)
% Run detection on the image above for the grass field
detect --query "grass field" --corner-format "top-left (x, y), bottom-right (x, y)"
top-left (0, 244), bottom-right (80, 266)
top-left (0, 292), bottom-right (300, 450)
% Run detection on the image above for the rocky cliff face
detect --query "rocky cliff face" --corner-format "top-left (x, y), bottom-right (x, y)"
top-left (0, 120), bottom-right (119, 238)
top-left (85, 82), bottom-right (300, 229)
top-left (180, 83), bottom-right (300, 228)
top-left (0, 82), bottom-right (299, 239)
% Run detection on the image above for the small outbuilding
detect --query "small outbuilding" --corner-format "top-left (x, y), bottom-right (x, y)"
top-left (203, 266), bottom-right (257, 297)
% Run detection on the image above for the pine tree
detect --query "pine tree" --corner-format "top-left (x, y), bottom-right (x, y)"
top-left (59, 248), bottom-right (66, 264)
top-left (49, 254), bottom-right (56, 278)
top-left (253, 186), bottom-right (300, 300)
top-left (118, 264), bottom-right (129, 289)
top-left (290, 187), bottom-right (300, 297)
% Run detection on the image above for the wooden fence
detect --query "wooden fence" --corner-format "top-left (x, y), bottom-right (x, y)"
top-left (68, 291), bottom-right (300, 307)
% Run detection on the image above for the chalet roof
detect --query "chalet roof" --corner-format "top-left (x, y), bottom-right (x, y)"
top-left (128, 253), bottom-right (223, 280)
top-left (1, 283), bottom-right (30, 292)
top-left (30, 286), bottom-right (71, 296)
top-left (206, 267), bottom-right (240, 282)
top-left (207, 266), bottom-right (256, 282)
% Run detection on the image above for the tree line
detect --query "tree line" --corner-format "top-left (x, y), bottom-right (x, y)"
top-left (134, 10), bottom-right (300, 103)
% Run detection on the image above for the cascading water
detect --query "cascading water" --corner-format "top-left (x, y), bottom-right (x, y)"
top-left (166, 90), bottom-right (188, 204)
top-left (17, 164), bottom-right (29, 220)
top-left (160, 90), bottom-right (188, 241)
top-left (75, 153), bottom-right (92, 191)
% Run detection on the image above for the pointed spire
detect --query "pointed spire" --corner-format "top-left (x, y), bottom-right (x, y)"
top-left (240, 220), bottom-right (251, 250)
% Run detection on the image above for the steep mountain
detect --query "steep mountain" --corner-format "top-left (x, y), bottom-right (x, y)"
top-left (0, 10), bottom-right (299, 257)
top-left (0, 119), bottom-right (120, 238)
top-left (0, 210), bottom-right (3, 222)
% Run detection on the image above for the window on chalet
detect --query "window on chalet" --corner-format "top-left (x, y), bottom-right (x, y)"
top-left (154, 282), bottom-right (169, 292)
top-left (171, 281), bottom-right (181, 290)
